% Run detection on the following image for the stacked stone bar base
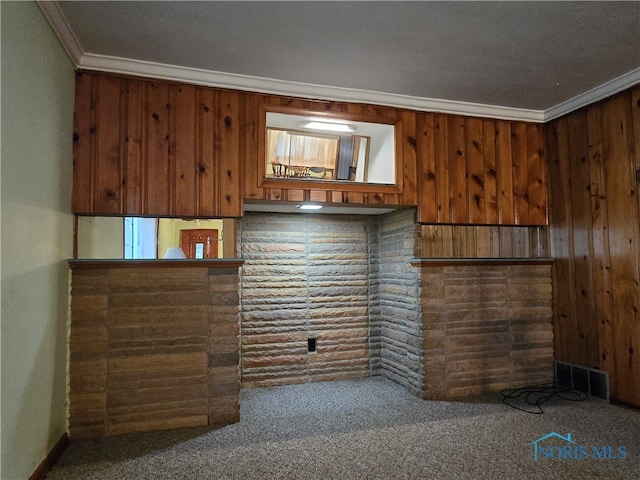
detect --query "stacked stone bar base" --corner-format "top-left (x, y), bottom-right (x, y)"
top-left (417, 261), bottom-right (554, 400)
top-left (68, 260), bottom-right (242, 438)
top-left (67, 217), bottom-right (554, 439)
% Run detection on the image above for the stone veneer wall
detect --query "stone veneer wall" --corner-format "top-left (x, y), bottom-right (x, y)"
top-left (239, 213), bottom-right (378, 387)
top-left (69, 264), bottom-right (240, 438)
top-left (238, 210), bottom-right (553, 400)
top-left (421, 263), bottom-right (554, 399)
top-left (367, 217), bottom-right (382, 376)
top-left (378, 209), bottom-right (423, 396)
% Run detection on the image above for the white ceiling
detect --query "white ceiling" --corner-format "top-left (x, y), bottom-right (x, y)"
top-left (41, 1), bottom-right (640, 122)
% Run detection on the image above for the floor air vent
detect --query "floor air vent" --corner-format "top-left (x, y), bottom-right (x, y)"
top-left (554, 360), bottom-right (609, 402)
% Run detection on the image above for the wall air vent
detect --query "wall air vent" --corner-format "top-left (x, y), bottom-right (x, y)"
top-left (554, 360), bottom-right (609, 402)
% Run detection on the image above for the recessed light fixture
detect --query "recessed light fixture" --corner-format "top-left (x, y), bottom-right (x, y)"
top-left (297, 203), bottom-right (323, 211)
top-left (299, 121), bottom-right (356, 133)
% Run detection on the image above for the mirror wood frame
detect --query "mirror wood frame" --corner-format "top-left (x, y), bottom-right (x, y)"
top-left (257, 104), bottom-right (404, 194)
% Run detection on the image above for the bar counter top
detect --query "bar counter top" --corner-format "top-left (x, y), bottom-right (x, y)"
top-left (68, 258), bottom-right (244, 269)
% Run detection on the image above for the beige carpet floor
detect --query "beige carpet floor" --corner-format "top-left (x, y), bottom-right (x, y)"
top-left (48, 377), bottom-right (640, 479)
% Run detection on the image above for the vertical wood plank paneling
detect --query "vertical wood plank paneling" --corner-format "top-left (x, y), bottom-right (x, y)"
top-left (549, 117), bottom-right (579, 364)
top-left (602, 93), bottom-right (640, 406)
top-left (359, 103), bottom-right (395, 119)
top-left (547, 87), bottom-right (640, 407)
top-left (495, 121), bottom-right (514, 224)
top-left (401, 110), bottom-right (418, 207)
top-left (384, 193), bottom-right (400, 206)
top-left (94, 75), bottom-right (123, 213)
top-left (447, 116), bottom-right (467, 223)
top-left (364, 192), bottom-right (385, 205)
top-left (528, 125), bottom-right (547, 224)
top-left (286, 189), bottom-right (305, 202)
top-left (72, 72), bottom-right (94, 213)
top-left (440, 226), bottom-right (454, 257)
top-left (199, 88), bottom-right (217, 216)
top-left (466, 118), bottom-right (485, 224)
top-left (489, 226), bottom-right (501, 257)
top-left (417, 113), bottom-right (438, 223)
top-left (451, 226), bottom-right (464, 256)
top-left (345, 102), bottom-right (364, 116)
top-left (146, 81), bottom-right (171, 215)
top-left (511, 122), bottom-right (529, 225)
top-left (173, 85), bottom-right (198, 216)
top-left (235, 94), bottom-right (248, 212)
top-left (434, 116), bottom-right (449, 223)
top-left (418, 116), bottom-right (548, 225)
top-left (538, 227), bottom-right (551, 257)
top-left (124, 79), bottom-right (145, 213)
top-left (217, 90), bottom-right (243, 217)
top-left (567, 111), bottom-right (599, 367)
top-left (529, 226), bottom-right (549, 258)
top-left (345, 191), bottom-right (365, 204)
top-left (630, 86), bottom-right (640, 404)
top-left (512, 227), bottom-right (528, 257)
top-left (421, 225), bottom-right (435, 257)
top-left (71, 72), bottom-right (547, 226)
top-left (243, 93), bottom-right (266, 202)
top-left (475, 226), bottom-right (491, 257)
top-left (633, 86), bottom-right (640, 234)
top-left (483, 120), bottom-right (498, 224)
top-left (587, 104), bottom-right (614, 375)
top-left (498, 227), bottom-right (514, 258)
top-left (528, 227), bottom-right (540, 257)
top-left (465, 226), bottom-right (478, 257)
top-left (419, 224), bottom-right (544, 259)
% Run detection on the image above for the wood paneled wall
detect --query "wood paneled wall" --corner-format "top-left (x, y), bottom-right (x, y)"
top-left (73, 73), bottom-right (243, 217)
top-left (72, 71), bottom-right (548, 225)
top-left (415, 114), bottom-right (547, 225)
top-left (420, 225), bottom-right (550, 259)
top-left (546, 86), bottom-right (640, 408)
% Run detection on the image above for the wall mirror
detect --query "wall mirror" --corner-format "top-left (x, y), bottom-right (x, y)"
top-left (258, 105), bottom-right (402, 193)
top-left (75, 216), bottom-right (236, 259)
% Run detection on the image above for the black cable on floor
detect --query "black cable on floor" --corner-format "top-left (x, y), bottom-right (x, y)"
top-left (500, 380), bottom-right (587, 414)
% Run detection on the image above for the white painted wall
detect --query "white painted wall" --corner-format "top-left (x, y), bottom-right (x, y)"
top-left (364, 124), bottom-right (395, 184)
top-left (77, 216), bottom-right (124, 259)
top-left (1, 3), bottom-right (75, 478)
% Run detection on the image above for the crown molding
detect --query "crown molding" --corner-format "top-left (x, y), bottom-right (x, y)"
top-left (78, 53), bottom-right (546, 123)
top-left (543, 67), bottom-right (640, 121)
top-left (39, 1), bottom-right (639, 124)
top-left (37, 1), bottom-right (83, 65)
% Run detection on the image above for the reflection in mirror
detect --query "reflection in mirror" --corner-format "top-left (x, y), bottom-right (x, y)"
top-left (265, 112), bottom-right (395, 185)
top-left (124, 217), bottom-right (157, 259)
top-left (157, 218), bottom-right (223, 259)
top-left (76, 217), bottom-right (234, 259)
